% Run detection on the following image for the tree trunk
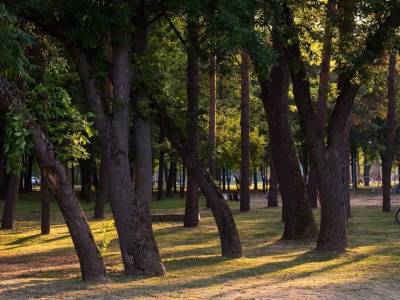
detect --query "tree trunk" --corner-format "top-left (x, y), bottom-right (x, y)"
top-left (363, 162), bottom-right (371, 187)
top-left (227, 170), bottom-right (231, 191)
top-left (166, 159), bottom-right (176, 197)
top-left (79, 158), bottom-right (93, 202)
top-left (24, 154), bottom-right (33, 193)
top-left (184, 11), bottom-right (200, 227)
top-left (307, 166), bottom-right (319, 208)
top-left (94, 157), bottom-right (106, 219)
top-left (255, 48), bottom-right (317, 239)
top-left (382, 51), bottom-right (397, 212)
top-left (253, 170), bottom-right (258, 191)
top-left (351, 145), bottom-right (358, 190)
top-left (341, 125), bottom-right (351, 218)
top-left (32, 127), bottom-right (108, 282)
top-left (240, 50), bottom-right (251, 212)
top-left (208, 54), bottom-right (217, 179)
top-left (71, 37), bottom-right (165, 276)
top-left (156, 108), bottom-right (243, 258)
top-left (40, 169), bottom-right (50, 235)
top-left (1, 173), bottom-right (20, 230)
top-left (222, 167), bottom-right (226, 192)
top-left (157, 135), bottom-right (165, 201)
top-left (180, 164), bottom-right (186, 199)
top-left (267, 161), bottom-right (278, 207)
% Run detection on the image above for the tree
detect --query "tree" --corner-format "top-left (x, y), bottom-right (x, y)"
top-left (240, 50), bottom-right (250, 212)
top-left (382, 51), bottom-right (397, 211)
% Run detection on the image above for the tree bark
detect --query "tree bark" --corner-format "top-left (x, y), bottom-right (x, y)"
top-left (79, 158), bottom-right (93, 202)
top-left (94, 157), bottom-right (106, 219)
top-left (71, 37), bottom-right (165, 276)
top-left (166, 159), bottom-right (176, 197)
top-left (24, 154), bottom-right (33, 193)
top-left (32, 127), bottom-right (108, 282)
top-left (363, 162), bottom-right (371, 187)
top-left (184, 11), bottom-right (200, 227)
top-left (254, 47), bottom-right (317, 239)
top-left (180, 164), bottom-right (186, 199)
top-left (382, 51), bottom-right (397, 212)
top-left (240, 50), bottom-right (251, 212)
top-left (253, 170), bottom-right (258, 191)
top-left (267, 161), bottom-right (278, 207)
top-left (307, 167), bottom-right (319, 208)
top-left (1, 173), bottom-right (20, 230)
top-left (155, 107), bottom-right (243, 258)
top-left (40, 169), bottom-right (50, 235)
top-left (157, 130), bottom-right (165, 201)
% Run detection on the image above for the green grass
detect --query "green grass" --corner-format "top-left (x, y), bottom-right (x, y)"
top-left (1, 193), bottom-right (400, 299)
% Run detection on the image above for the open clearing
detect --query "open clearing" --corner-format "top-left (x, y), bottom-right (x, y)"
top-left (1, 192), bottom-right (400, 299)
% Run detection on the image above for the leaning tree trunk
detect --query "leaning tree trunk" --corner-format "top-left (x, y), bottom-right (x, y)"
top-left (1, 173), bottom-right (20, 230)
top-left (240, 50), bottom-right (251, 212)
top-left (382, 51), bottom-right (397, 212)
top-left (40, 169), bottom-right (50, 235)
top-left (267, 161), bottom-right (278, 207)
top-left (184, 12), bottom-right (200, 227)
top-left (255, 50), bottom-right (317, 240)
top-left (32, 126), bottom-right (108, 282)
top-left (155, 106), bottom-right (243, 258)
top-left (71, 39), bottom-right (165, 276)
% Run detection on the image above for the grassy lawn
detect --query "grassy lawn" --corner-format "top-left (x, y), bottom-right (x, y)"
top-left (1, 193), bottom-right (400, 299)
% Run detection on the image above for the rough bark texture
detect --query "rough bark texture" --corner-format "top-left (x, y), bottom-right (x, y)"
top-left (240, 50), bottom-right (251, 212)
top-left (184, 12), bottom-right (200, 227)
top-left (255, 50), bottom-right (317, 240)
top-left (382, 51), bottom-right (397, 212)
top-left (155, 106), bottom-right (243, 258)
top-left (71, 37), bottom-right (165, 276)
top-left (32, 127), bottom-right (108, 282)
top-left (40, 169), bottom-right (50, 235)
top-left (1, 174), bottom-right (20, 230)
top-left (267, 161), bottom-right (278, 207)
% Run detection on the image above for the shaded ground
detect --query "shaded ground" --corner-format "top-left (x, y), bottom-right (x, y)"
top-left (1, 192), bottom-right (400, 299)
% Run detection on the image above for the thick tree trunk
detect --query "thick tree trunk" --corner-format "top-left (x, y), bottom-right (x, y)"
top-left (208, 54), bottom-right (217, 179)
top-left (72, 38), bottom-right (165, 276)
top-left (40, 170), bottom-right (50, 235)
top-left (382, 51), bottom-right (397, 212)
top-left (267, 161), bottom-right (278, 207)
top-left (1, 173), bottom-right (20, 230)
top-left (240, 50), bottom-right (251, 212)
top-left (79, 158), bottom-right (93, 202)
top-left (341, 125), bottom-right (351, 218)
top-left (184, 12), bottom-right (200, 227)
top-left (24, 154), bottom-right (33, 193)
top-left (0, 121), bottom-right (6, 199)
top-left (255, 50), bottom-right (317, 239)
top-left (32, 127), bottom-right (108, 282)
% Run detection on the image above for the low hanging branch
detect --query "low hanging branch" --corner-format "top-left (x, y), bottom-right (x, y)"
top-left (0, 77), bottom-right (108, 282)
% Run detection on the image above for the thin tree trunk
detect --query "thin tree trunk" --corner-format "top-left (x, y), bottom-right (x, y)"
top-left (240, 50), bottom-right (251, 212)
top-left (40, 169), bottom-right (50, 235)
top-left (208, 54), bottom-right (217, 179)
top-left (267, 161), bottom-right (278, 207)
top-left (1, 173), bottom-right (20, 229)
top-left (157, 129), bottom-right (165, 201)
top-left (166, 159), bottom-right (176, 197)
top-left (227, 170), bottom-right (231, 191)
top-left (382, 51), bottom-right (397, 212)
top-left (351, 145), bottom-right (358, 190)
top-left (222, 167), bottom-right (226, 192)
top-left (94, 157), bottom-right (106, 219)
top-left (253, 170), bottom-right (258, 191)
top-left (363, 162), bottom-right (371, 187)
top-left (184, 11), bottom-right (200, 227)
top-left (79, 158), bottom-right (92, 202)
top-left (24, 154), bottom-right (33, 193)
top-left (180, 164), bottom-right (186, 199)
